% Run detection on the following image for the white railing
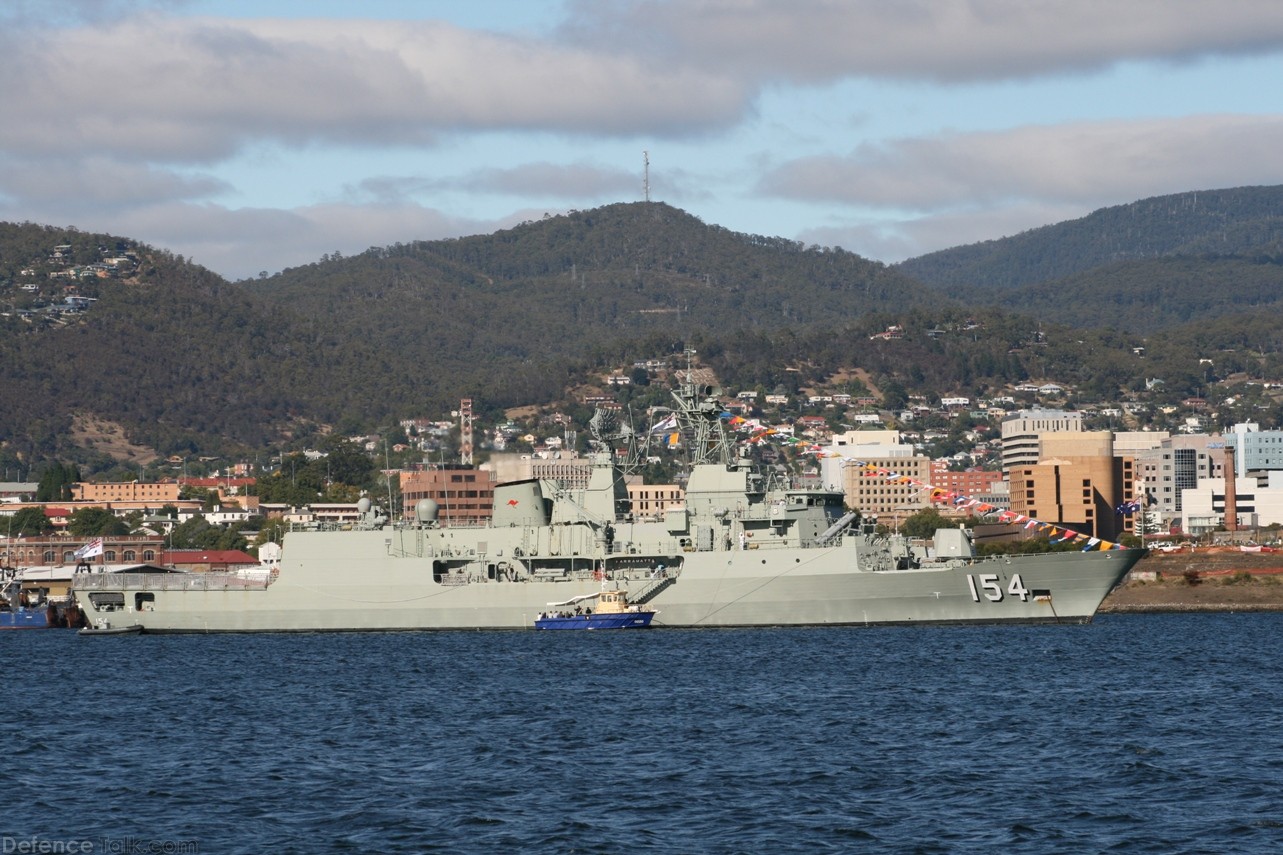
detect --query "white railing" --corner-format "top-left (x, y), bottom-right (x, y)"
top-left (72, 573), bottom-right (272, 591)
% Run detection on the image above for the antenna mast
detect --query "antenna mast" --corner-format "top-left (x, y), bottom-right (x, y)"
top-left (643, 150), bottom-right (650, 202)
top-left (459, 398), bottom-right (474, 466)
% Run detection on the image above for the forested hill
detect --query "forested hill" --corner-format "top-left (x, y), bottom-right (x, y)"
top-left (11, 192), bottom-right (1283, 471)
top-left (896, 185), bottom-right (1283, 292)
top-left (242, 200), bottom-right (935, 347)
top-left (0, 209), bottom-right (937, 467)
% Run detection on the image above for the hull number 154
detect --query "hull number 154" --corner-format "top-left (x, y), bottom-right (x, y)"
top-left (966, 573), bottom-right (1029, 603)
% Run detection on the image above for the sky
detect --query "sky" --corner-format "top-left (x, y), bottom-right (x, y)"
top-left (4, 0), bottom-right (1283, 281)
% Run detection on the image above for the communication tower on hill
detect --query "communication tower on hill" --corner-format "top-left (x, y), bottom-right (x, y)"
top-left (643, 150), bottom-right (650, 202)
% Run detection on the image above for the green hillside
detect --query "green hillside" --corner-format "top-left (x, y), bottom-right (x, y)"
top-left (7, 192), bottom-right (1283, 473)
top-left (896, 185), bottom-right (1283, 292)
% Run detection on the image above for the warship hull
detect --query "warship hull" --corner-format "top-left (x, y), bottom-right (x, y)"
top-left (72, 527), bottom-right (1141, 632)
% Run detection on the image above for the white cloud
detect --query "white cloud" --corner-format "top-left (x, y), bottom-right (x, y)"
top-left (0, 15), bottom-right (749, 165)
top-left (0, 156), bottom-right (228, 212)
top-left (63, 201), bottom-right (512, 280)
top-left (6, 2), bottom-right (1283, 279)
top-left (760, 115), bottom-right (1283, 211)
top-left (797, 201), bottom-right (1089, 263)
top-left (565, 0), bottom-right (1283, 82)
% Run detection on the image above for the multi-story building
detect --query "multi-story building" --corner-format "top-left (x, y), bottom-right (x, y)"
top-left (71, 481), bottom-right (181, 503)
top-left (929, 465), bottom-right (1005, 499)
top-left (819, 431), bottom-right (932, 520)
top-left (1007, 431), bottom-right (1134, 540)
top-left (1, 534), bottom-right (166, 567)
top-left (1225, 422), bottom-right (1283, 476)
top-left (1000, 409), bottom-right (1083, 472)
top-left (1132, 434), bottom-right (1223, 526)
top-left (399, 467), bottom-right (496, 525)
top-left (627, 483), bottom-right (684, 519)
top-left (1008, 458), bottom-right (1134, 540)
top-left (483, 453), bottom-right (595, 492)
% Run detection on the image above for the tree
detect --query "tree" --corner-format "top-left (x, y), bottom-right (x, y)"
top-left (9, 506), bottom-right (53, 535)
top-left (66, 507), bottom-right (129, 536)
top-left (168, 515), bottom-right (248, 551)
top-left (36, 462), bottom-right (80, 501)
top-left (322, 437), bottom-right (376, 489)
top-left (880, 379), bottom-right (908, 411)
top-left (901, 508), bottom-right (949, 539)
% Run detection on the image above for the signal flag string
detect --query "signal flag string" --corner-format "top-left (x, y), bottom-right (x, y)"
top-left (718, 412), bottom-right (1129, 550)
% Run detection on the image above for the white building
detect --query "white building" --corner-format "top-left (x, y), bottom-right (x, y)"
top-left (1000, 409), bottom-right (1084, 472)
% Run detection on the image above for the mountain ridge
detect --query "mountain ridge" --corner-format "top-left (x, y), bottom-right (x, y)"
top-left (6, 187), bottom-right (1283, 471)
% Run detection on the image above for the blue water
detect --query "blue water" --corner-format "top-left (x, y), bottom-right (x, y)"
top-left (6, 614), bottom-right (1283, 853)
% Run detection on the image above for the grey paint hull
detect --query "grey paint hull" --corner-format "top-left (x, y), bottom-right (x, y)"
top-left (74, 529), bottom-right (1141, 632)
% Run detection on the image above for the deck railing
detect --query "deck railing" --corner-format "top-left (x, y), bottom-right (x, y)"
top-left (72, 573), bottom-right (273, 591)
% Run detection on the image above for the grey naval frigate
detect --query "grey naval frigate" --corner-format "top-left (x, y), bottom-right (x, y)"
top-left (73, 369), bottom-right (1143, 632)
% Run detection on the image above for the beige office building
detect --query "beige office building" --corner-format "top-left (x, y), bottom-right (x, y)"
top-left (1008, 431), bottom-right (1136, 540)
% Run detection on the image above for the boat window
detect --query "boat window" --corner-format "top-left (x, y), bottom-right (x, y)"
top-left (89, 592), bottom-right (125, 611)
top-left (135, 593), bottom-right (155, 612)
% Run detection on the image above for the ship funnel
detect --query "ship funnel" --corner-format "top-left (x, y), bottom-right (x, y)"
top-left (491, 480), bottom-right (552, 527)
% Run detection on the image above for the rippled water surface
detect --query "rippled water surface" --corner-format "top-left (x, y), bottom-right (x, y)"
top-left (8, 614), bottom-right (1283, 853)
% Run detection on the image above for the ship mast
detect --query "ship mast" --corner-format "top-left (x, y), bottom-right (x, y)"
top-left (672, 348), bottom-right (734, 467)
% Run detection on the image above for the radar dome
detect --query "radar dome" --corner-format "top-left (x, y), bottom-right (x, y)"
top-left (357, 497), bottom-right (372, 514)
top-left (416, 499), bottom-right (440, 523)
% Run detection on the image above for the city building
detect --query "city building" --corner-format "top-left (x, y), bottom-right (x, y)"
top-left (1132, 434), bottom-right (1224, 528)
top-left (1225, 422), bottom-right (1283, 476)
top-left (2, 534), bottom-right (166, 567)
top-left (1179, 475), bottom-right (1283, 536)
top-left (71, 481), bottom-right (181, 503)
top-left (627, 483), bottom-right (684, 519)
top-left (1000, 409), bottom-right (1083, 472)
top-left (929, 465), bottom-right (1005, 499)
top-left (819, 430), bottom-right (932, 520)
top-left (399, 467), bottom-right (496, 525)
top-left (1007, 431), bottom-right (1134, 540)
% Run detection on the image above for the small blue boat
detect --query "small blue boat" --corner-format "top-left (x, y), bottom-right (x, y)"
top-left (535, 589), bottom-right (657, 630)
top-left (0, 607), bottom-right (51, 630)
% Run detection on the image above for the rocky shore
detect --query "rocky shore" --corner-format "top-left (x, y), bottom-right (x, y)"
top-left (1100, 548), bottom-right (1283, 613)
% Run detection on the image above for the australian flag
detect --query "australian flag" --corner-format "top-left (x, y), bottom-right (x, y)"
top-left (1115, 500), bottom-right (1142, 515)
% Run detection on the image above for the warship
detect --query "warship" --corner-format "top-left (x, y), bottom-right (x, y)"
top-left (73, 364), bottom-right (1142, 632)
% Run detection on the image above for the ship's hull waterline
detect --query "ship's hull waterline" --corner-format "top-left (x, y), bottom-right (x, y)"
top-left (73, 528), bottom-right (1140, 633)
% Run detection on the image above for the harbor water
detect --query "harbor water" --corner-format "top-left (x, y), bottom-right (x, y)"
top-left (7, 613), bottom-right (1283, 853)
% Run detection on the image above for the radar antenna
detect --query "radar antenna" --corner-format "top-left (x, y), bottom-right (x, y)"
top-left (671, 348), bottom-right (734, 467)
top-left (590, 406), bottom-right (644, 473)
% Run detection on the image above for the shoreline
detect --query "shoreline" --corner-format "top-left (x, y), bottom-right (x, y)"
top-left (1099, 549), bottom-right (1283, 613)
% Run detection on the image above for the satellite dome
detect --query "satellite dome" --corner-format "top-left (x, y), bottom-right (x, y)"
top-left (357, 497), bottom-right (372, 514)
top-left (416, 499), bottom-right (440, 523)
